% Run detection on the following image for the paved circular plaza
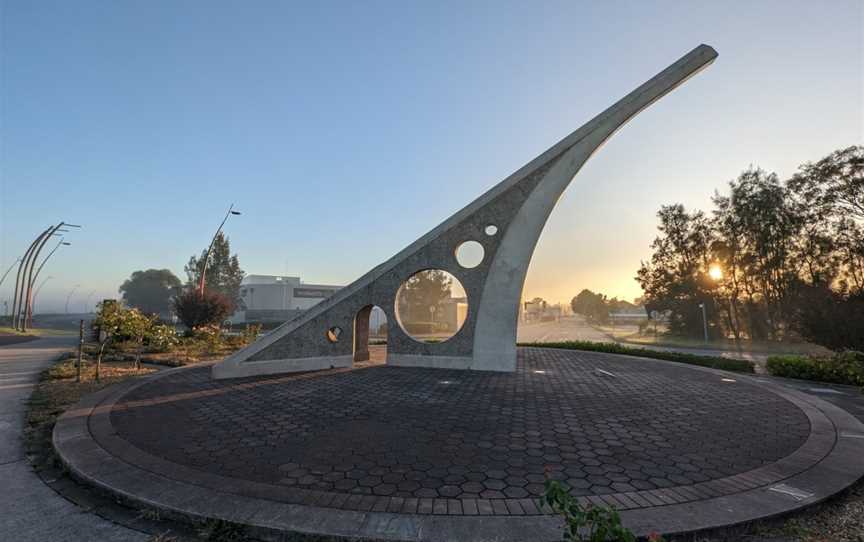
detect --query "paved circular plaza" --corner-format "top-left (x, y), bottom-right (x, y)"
top-left (56, 347), bottom-right (864, 541)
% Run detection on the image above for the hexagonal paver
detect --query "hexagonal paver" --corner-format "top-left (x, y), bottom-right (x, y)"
top-left (110, 347), bottom-right (812, 514)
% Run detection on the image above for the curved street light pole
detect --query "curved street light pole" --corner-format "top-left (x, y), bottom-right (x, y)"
top-left (0, 258), bottom-right (21, 290)
top-left (198, 204), bottom-right (241, 297)
top-left (22, 223), bottom-right (80, 330)
top-left (32, 276), bottom-right (53, 317)
top-left (65, 284), bottom-right (81, 315)
top-left (27, 240), bottom-right (71, 327)
top-left (12, 226), bottom-right (52, 329)
top-left (85, 290), bottom-right (96, 314)
top-left (0, 258), bottom-right (21, 325)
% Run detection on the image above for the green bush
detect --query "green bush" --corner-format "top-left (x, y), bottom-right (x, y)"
top-left (766, 351), bottom-right (864, 387)
top-left (543, 479), bottom-right (665, 542)
top-left (520, 340), bottom-right (755, 373)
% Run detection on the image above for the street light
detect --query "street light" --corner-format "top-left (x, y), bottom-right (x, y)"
top-left (85, 290), bottom-right (97, 314)
top-left (32, 276), bottom-right (53, 316)
top-left (12, 222), bottom-right (81, 331)
top-left (699, 263), bottom-right (723, 344)
top-left (198, 204), bottom-right (241, 296)
top-left (12, 226), bottom-right (53, 329)
top-left (0, 258), bottom-right (21, 290)
top-left (26, 240), bottom-right (71, 327)
top-left (698, 302), bottom-right (708, 343)
top-left (66, 284), bottom-right (81, 314)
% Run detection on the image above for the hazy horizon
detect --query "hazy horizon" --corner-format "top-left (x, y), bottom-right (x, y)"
top-left (2, 1), bottom-right (861, 313)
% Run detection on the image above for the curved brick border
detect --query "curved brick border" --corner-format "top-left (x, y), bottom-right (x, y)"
top-left (54, 352), bottom-right (864, 541)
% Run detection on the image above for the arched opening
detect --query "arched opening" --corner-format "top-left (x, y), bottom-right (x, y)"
top-left (353, 305), bottom-right (387, 365)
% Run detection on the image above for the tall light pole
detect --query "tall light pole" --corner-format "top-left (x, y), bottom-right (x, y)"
top-left (12, 226), bottom-right (53, 329)
top-left (66, 284), bottom-right (81, 314)
top-left (27, 240), bottom-right (71, 327)
top-left (85, 290), bottom-right (97, 314)
top-left (12, 222), bottom-right (80, 331)
top-left (22, 223), bottom-right (80, 330)
top-left (0, 258), bottom-right (21, 290)
top-left (698, 302), bottom-right (708, 344)
top-left (198, 204), bottom-right (241, 296)
top-left (32, 276), bottom-right (53, 316)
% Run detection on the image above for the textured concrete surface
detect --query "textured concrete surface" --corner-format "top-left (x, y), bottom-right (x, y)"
top-left (55, 347), bottom-right (864, 540)
top-left (0, 338), bottom-right (148, 542)
top-left (213, 44), bottom-right (718, 378)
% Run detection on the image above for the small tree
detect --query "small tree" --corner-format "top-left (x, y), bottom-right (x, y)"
top-left (93, 300), bottom-right (124, 381)
top-left (173, 289), bottom-right (233, 332)
top-left (185, 233), bottom-right (245, 310)
top-left (122, 308), bottom-right (154, 371)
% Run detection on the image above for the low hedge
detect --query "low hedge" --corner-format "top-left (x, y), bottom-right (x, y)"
top-left (519, 340), bottom-right (755, 373)
top-left (766, 351), bottom-right (864, 387)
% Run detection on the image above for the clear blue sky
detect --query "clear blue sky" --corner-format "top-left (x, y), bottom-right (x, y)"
top-left (2, 0), bottom-right (861, 313)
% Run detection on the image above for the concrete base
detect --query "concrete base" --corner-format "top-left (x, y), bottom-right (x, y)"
top-left (387, 354), bottom-right (474, 370)
top-left (210, 355), bottom-right (352, 379)
top-left (56, 348), bottom-right (864, 542)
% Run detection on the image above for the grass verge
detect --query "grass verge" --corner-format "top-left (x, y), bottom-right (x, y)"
top-left (24, 353), bottom-right (157, 471)
top-left (519, 340), bottom-right (755, 373)
top-left (0, 326), bottom-right (77, 337)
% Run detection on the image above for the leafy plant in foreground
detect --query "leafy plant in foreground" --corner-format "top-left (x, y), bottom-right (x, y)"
top-left (543, 479), bottom-right (663, 542)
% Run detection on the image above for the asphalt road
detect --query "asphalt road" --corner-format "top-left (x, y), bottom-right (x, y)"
top-left (0, 337), bottom-right (147, 542)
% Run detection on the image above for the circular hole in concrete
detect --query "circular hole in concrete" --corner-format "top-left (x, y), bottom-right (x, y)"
top-left (455, 240), bottom-right (484, 269)
top-left (485, 225), bottom-right (498, 236)
top-left (326, 326), bottom-right (342, 343)
top-left (395, 269), bottom-right (467, 343)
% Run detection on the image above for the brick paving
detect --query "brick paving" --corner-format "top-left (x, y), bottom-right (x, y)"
top-left (109, 347), bottom-right (811, 514)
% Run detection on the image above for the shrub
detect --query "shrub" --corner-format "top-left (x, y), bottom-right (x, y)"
top-left (147, 322), bottom-right (179, 352)
top-left (766, 351), bottom-right (864, 387)
top-left (173, 289), bottom-right (232, 331)
top-left (543, 479), bottom-right (663, 542)
top-left (793, 286), bottom-right (864, 352)
top-left (521, 340), bottom-right (755, 373)
top-left (241, 323), bottom-right (262, 345)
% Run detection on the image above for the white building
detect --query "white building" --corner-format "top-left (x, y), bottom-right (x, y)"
top-left (231, 275), bottom-right (342, 326)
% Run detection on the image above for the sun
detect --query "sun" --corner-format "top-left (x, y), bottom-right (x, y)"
top-left (708, 264), bottom-right (723, 281)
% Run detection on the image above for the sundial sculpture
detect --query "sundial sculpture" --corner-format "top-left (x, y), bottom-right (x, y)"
top-left (213, 44), bottom-right (717, 379)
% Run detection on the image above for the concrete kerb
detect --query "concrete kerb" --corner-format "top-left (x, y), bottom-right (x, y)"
top-left (53, 351), bottom-right (864, 541)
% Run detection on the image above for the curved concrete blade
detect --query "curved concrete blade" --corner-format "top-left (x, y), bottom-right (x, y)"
top-left (213, 44), bottom-right (717, 379)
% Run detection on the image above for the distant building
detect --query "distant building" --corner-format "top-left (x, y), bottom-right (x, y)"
top-left (610, 307), bottom-right (650, 323)
top-left (521, 297), bottom-right (562, 323)
top-left (231, 275), bottom-right (342, 326)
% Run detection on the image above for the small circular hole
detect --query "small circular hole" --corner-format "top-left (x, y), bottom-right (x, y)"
top-left (326, 326), bottom-right (342, 343)
top-left (455, 240), bottom-right (485, 269)
top-left (484, 225), bottom-right (498, 236)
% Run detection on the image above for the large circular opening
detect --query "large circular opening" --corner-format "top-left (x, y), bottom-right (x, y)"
top-left (395, 269), bottom-right (467, 343)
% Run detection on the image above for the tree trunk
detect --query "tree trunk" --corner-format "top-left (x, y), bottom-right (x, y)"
top-left (96, 340), bottom-right (108, 382)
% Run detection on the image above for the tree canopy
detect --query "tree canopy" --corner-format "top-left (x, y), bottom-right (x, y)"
top-left (637, 145), bottom-right (864, 350)
top-left (118, 268), bottom-right (181, 316)
top-left (397, 270), bottom-right (455, 324)
top-left (185, 232), bottom-right (245, 310)
top-left (570, 289), bottom-right (610, 324)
